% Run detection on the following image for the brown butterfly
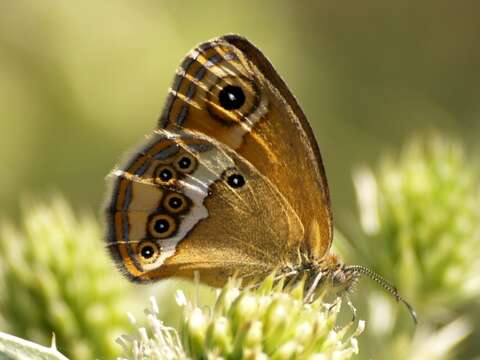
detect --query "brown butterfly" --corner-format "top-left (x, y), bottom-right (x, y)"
top-left (105, 34), bottom-right (416, 322)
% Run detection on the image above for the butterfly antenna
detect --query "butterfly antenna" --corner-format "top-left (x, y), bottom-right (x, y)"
top-left (345, 265), bottom-right (418, 324)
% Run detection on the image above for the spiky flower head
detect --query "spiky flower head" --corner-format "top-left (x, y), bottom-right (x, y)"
top-left (0, 196), bottom-right (134, 359)
top-left (353, 134), bottom-right (480, 317)
top-left (118, 274), bottom-right (364, 360)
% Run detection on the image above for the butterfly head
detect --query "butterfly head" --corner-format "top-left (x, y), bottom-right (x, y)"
top-left (287, 255), bottom-right (417, 324)
top-left (305, 255), bottom-right (360, 296)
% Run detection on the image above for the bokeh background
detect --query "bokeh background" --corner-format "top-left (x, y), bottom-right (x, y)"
top-left (1, 1), bottom-right (479, 359)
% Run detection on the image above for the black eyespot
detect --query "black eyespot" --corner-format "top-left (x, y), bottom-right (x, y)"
top-left (168, 196), bottom-right (183, 209)
top-left (137, 240), bottom-right (160, 263)
top-left (227, 173), bottom-right (246, 188)
top-left (173, 154), bottom-right (196, 174)
top-left (154, 165), bottom-right (177, 185)
top-left (178, 157), bottom-right (191, 170)
top-left (159, 168), bottom-right (173, 182)
top-left (154, 219), bottom-right (170, 233)
top-left (141, 245), bottom-right (155, 259)
top-left (218, 85), bottom-right (245, 110)
top-left (163, 192), bottom-right (189, 214)
top-left (148, 213), bottom-right (177, 238)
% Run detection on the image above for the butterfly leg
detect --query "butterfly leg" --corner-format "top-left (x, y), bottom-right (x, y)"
top-left (304, 271), bottom-right (323, 303)
top-left (343, 293), bottom-right (357, 323)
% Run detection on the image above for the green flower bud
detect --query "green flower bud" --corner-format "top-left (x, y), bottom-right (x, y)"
top-left (118, 274), bottom-right (363, 359)
top-left (0, 197), bottom-right (133, 359)
top-left (183, 307), bottom-right (208, 359)
top-left (205, 316), bottom-right (232, 355)
top-left (353, 135), bottom-right (480, 315)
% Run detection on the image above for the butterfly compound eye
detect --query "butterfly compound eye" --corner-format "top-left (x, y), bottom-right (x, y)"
top-left (227, 173), bottom-right (246, 188)
top-left (219, 85), bottom-right (245, 110)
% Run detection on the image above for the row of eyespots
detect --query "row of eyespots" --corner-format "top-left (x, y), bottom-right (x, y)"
top-left (135, 211), bottom-right (177, 264)
top-left (154, 152), bottom-right (197, 186)
top-left (136, 152), bottom-right (197, 264)
top-left (138, 188), bottom-right (193, 261)
top-left (136, 191), bottom-right (191, 265)
top-left (149, 190), bottom-right (191, 234)
top-left (135, 150), bottom-right (198, 265)
top-left (148, 151), bottom-right (195, 240)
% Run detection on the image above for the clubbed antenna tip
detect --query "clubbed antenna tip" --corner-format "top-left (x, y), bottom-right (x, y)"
top-left (345, 265), bottom-right (418, 324)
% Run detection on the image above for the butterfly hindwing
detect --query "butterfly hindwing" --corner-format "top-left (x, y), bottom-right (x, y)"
top-left (158, 35), bottom-right (333, 259)
top-left (105, 130), bottom-right (303, 284)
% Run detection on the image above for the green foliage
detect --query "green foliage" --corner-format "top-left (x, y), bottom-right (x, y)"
top-left (0, 197), bottom-right (133, 359)
top-left (0, 331), bottom-right (68, 360)
top-left (118, 276), bottom-right (364, 360)
top-left (353, 135), bottom-right (480, 313)
top-left (349, 135), bottom-right (480, 359)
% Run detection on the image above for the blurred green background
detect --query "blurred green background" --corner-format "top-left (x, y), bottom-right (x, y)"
top-left (1, 0), bottom-right (479, 223)
top-left (1, 1), bottom-right (479, 359)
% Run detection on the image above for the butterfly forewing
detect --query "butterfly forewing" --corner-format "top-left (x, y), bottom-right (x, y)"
top-left (158, 35), bottom-right (333, 259)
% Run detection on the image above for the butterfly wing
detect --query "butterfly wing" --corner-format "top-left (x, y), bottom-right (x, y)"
top-left (158, 35), bottom-right (333, 259)
top-left (105, 130), bottom-right (303, 285)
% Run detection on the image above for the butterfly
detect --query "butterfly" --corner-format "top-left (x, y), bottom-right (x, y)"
top-left (105, 34), bottom-right (416, 322)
